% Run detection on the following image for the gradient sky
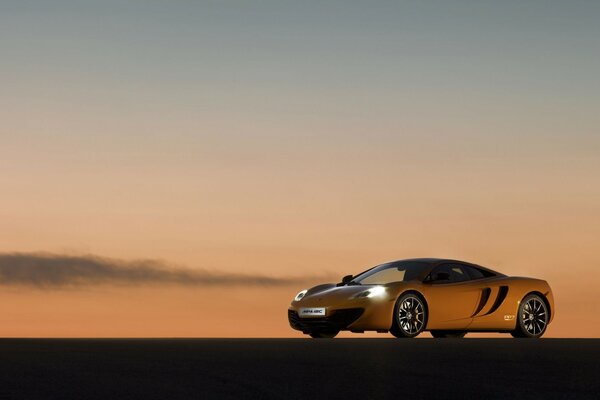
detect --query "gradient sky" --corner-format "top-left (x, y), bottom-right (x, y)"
top-left (1, 1), bottom-right (599, 337)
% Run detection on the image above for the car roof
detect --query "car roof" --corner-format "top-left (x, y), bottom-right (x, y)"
top-left (387, 258), bottom-right (505, 276)
top-left (388, 258), bottom-right (450, 264)
top-left (390, 257), bottom-right (476, 265)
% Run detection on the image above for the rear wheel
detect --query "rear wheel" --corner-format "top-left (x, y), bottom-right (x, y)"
top-left (430, 330), bottom-right (466, 338)
top-left (511, 294), bottom-right (549, 338)
top-left (309, 330), bottom-right (339, 339)
top-left (391, 293), bottom-right (427, 338)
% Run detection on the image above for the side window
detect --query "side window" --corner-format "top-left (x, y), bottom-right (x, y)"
top-left (430, 265), bottom-right (449, 283)
top-left (449, 264), bottom-right (469, 282)
top-left (430, 264), bottom-right (469, 283)
top-left (463, 265), bottom-right (486, 280)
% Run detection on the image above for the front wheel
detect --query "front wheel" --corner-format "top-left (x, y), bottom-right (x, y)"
top-left (430, 330), bottom-right (466, 338)
top-left (390, 293), bottom-right (427, 338)
top-left (511, 294), bottom-right (549, 338)
top-left (309, 330), bottom-right (339, 339)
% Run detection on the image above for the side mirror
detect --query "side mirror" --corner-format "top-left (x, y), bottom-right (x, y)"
top-left (338, 275), bottom-right (353, 286)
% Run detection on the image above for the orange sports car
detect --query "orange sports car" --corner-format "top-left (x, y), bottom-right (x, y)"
top-left (288, 258), bottom-right (554, 338)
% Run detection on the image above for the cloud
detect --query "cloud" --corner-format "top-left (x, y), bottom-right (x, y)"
top-left (0, 252), bottom-right (330, 288)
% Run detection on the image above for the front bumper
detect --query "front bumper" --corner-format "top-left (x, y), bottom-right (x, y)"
top-left (288, 308), bottom-right (364, 333)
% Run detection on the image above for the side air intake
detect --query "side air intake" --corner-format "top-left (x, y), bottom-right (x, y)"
top-left (472, 288), bottom-right (491, 317)
top-left (483, 286), bottom-right (509, 316)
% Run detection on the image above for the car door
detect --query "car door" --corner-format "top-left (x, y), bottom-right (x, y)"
top-left (423, 263), bottom-right (482, 329)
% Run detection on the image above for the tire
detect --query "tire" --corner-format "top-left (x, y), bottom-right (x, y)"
top-left (309, 330), bottom-right (339, 339)
top-left (390, 292), bottom-right (427, 338)
top-left (511, 294), bottom-right (549, 338)
top-left (430, 330), bottom-right (466, 338)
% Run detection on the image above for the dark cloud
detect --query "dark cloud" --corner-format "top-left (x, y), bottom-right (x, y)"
top-left (0, 252), bottom-right (329, 288)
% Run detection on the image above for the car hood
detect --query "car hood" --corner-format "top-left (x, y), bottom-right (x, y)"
top-left (299, 284), bottom-right (373, 305)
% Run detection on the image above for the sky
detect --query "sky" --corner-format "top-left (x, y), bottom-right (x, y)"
top-left (0, 0), bottom-right (599, 337)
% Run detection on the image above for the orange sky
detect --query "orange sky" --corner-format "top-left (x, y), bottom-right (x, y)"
top-left (1, 1), bottom-right (599, 337)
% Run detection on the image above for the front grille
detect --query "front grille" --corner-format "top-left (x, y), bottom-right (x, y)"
top-left (288, 308), bottom-right (364, 333)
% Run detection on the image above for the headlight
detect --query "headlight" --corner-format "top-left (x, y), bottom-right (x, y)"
top-left (353, 286), bottom-right (386, 299)
top-left (294, 289), bottom-right (308, 302)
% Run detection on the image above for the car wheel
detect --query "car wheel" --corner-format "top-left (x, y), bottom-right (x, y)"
top-left (430, 330), bottom-right (466, 338)
top-left (309, 330), bottom-right (339, 339)
top-left (511, 294), bottom-right (549, 338)
top-left (390, 293), bottom-right (427, 338)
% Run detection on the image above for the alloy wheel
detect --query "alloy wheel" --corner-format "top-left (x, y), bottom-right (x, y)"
top-left (520, 297), bottom-right (548, 336)
top-left (397, 295), bottom-right (425, 336)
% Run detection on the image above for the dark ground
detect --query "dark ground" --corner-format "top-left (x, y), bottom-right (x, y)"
top-left (0, 339), bottom-right (597, 400)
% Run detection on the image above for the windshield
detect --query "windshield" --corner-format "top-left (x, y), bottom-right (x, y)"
top-left (352, 261), bottom-right (429, 285)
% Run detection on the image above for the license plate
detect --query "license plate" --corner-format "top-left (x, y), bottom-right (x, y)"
top-left (299, 307), bottom-right (326, 317)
